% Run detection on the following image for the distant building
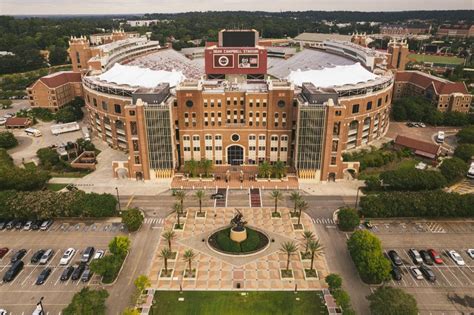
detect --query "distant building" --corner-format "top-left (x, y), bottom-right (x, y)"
top-left (386, 39), bottom-right (409, 71)
top-left (437, 24), bottom-right (474, 38)
top-left (126, 20), bottom-right (160, 27)
top-left (394, 135), bottom-right (441, 160)
top-left (89, 29), bottom-right (140, 46)
top-left (393, 71), bottom-right (473, 113)
top-left (292, 33), bottom-right (352, 49)
top-left (26, 71), bottom-right (83, 111)
top-left (5, 117), bottom-right (32, 129)
top-left (380, 24), bottom-right (430, 36)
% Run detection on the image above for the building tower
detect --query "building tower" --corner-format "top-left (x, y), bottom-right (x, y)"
top-left (387, 39), bottom-right (409, 71)
top-left (68, 36), bottom-right (92, 72)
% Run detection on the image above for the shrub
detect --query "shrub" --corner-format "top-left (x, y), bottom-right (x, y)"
top-left (347, 230), bottom-right (391, 284)
top-left (343, 147), bottom-right (396, 170)
top-left (0, 131), bottom-right (18, 149)
top-left (121, 208), bottom-right (144, 232)
top-left (337, 208), bottom-right (360, 231)
top-left (368, 287), bottom-right (418, 315)
top-left (216, 228), bottom-right (241, 252)
top-left (379, 168), bottom-right (447, 191)
top-left (325, 273), bottom-right (342, 291)
top-left (62, 288), bottom-right (109, 315)
top-left (439, 157), bottom-right (469, 184)
top-left (240, 228), bottom-right (260, 252)
top-left (454, 144), bottom-right (474, 162)
top-left (90, 254), bottom-right (124, 284)
top-left (457, 125), bottom-right (474, 144)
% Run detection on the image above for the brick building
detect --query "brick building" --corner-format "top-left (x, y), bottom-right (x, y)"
top-left (437, 24), bottom-right (474, 38)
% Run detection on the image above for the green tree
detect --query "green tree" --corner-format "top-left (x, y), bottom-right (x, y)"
top-left (380, 168), bottom-right (447, 191)
top-left (48, 45), bottom-right (68, 66)
top-left (457, 125), bottom-right (474, 144)
top-left (109, 236), bottom-right (130, 257)
top-left (195, 190), bottom-right (205, 215)
top-left (272, 160), bottom-right (286, 178)
top-left (0, 131), bottom-right (18, 149)
top-left (122, 308), bottom-right (140, 315)
top-left (184, 159), bottom-right (198, 177)
top-left (440, 157), bottom-right (469, 183)
top-left (280, 241), bottom-right (298, 271)
top-left (199, 158), bottom-right (213, 177)
top-left (159, 247), bottom-right (173, 274)
top-left (325, 273), bottom-right (343, 291)
top-left (308, 239), bottom-right (324, 271)
top-left (161, 230), bottom-right (176, 252)
top-left (454, 143), bottom-right (474, 162)
top-left (289, 191), bottom-right (302, 216)
top-left (36, 147), bottom-right (61, 170)
top-left (258, 160), bottom-right (272, 178)
top-left (296, 199), bottom-right (308, 226)
top-left (182, 249), bottom-right (196, 276)
top-left (270, 190), bottom-right (283, 216)
top-left (62, 288), bottom-right (109, 315)
top-left (134, 274), bottom-right (151, 293)
top-left (347, 230), bottom-right (391, 284)
top-left (121, 208), bottom-right (144, 232)
top-left (301, 230), bottom-right (315, 254)
top-left (368, 287), bottom-right (418, 315)
top-left (337, 207), bottom-right (360, 231)
top-left (174, 190), bottom-right (186, 211)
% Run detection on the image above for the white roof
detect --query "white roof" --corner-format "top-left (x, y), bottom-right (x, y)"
top-left (287, 63), bottom-right (378, 88)
top-left (97, 63), bottom-right (185, 88)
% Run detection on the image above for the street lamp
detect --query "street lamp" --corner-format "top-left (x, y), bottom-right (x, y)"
top-left (115, 187), bottom-right (122, 212)
top-left (33, 297), bottom-right (44, 315)
top-left (354, 186), bottom-right (364, 209)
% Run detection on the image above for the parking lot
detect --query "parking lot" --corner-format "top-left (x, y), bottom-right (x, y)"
top-left (0, 220), bottom-right (125, 314)
top-left (365, 219), bottom-right (474, 314)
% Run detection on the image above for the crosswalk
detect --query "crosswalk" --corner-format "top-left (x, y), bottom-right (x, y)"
top-left (312, 217), bottom-right (335, 225)
top-left (426, 222), bottom-right (446, 233)
top-left (144, 218), bottom-right (164, 225)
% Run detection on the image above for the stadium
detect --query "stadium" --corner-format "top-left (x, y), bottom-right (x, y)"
top-left (71, 29), bottom-right (394, 182)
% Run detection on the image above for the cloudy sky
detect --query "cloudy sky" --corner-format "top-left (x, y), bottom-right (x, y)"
top-left (1, 0), bottom-right (472, 15)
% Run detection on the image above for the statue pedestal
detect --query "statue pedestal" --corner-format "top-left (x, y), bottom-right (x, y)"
top-left (230, 227), bottom-right (247, 243)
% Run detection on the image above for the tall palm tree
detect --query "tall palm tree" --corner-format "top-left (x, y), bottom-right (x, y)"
top-left (182, 249), bottom-right (196, 276)
top-left (173, 203), bottom-right (182, 228)
top-left (258, 160), bottom-right (271, 178)
top-left (175, 190), bottom-right (186, 211)
top-left (159, 247), bottom-right (173, 274)
top-left (195, 190), bottom-right (205, 215)
top-left (280, 241), bottom-right (298, 271)
top-left (296, 200), bottom-right (309, 226)
top-left (200, 159), bottom-right (213, 177)
top-left (270, 190), bottom-right (283, 216)
top-left (162, 230), bottom-right (176, 252)
top-left (289, 191), bottom-right (301, 216)
top-left (308, 239), bottom-right (324, 271)
top-left (272, 160), bottom-right (286, 179)
top-left (184, 159), bottom-right (198, 177)
top-left (302, 230), bottom-right (315, 253)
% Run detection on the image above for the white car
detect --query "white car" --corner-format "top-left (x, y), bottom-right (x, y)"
top-left (0, 118), bottom-right (6, 125)
top-left (0, 308), bottom-right (7, 315)
top-left (59, 248), bottom-right (76, 265)
top-left (448, 250), bottom-right (465, 266)
top-left (93, 250), bottom-right (105, 260)
top-left (23, 221), bottom-right (32, 231)
top-left (467, 249), bottom-right (474, 259)
top-left (409, 266), bottom-right (423, 280)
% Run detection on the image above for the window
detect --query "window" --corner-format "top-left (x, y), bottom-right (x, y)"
top-left (205, 135), bottom-right (212, 140)
top-left (271, 147), bottom-right (278, 152)
top-left (331, 156), bottom-right (337, 165)
top-left (129, 110), bottom-right (135, 116)
top-left (215, 146), bottom-right (222, 150)
top-left (231, 134), bottom-right (240, 142)
top-left (352, 104), bottom-right (359, 114)
top-left (249, 146), bottom-right (256, 151)
top-left (335, 110), bottom-right (341, 116)
top-left (193, 135), bottom-right (200, 141)
top-left (93, 98), bottom-right (97, 107)
top-left (132, 140), bottom-right (139, 151)
top-left (186, 100), bottom-right (193, 108)
top-left (130, 122), bottom-right (137, 135)
top-left (205, 146), bottom-right (212, 151)
top-left (102, 101), bottom-right (108, 111)
top-left (184, 147), bottom-right (191, 151)
top-left (259, 135), bottom-right (265, 141)
top-left (377, 98), bottom-right (382, 107)
top-left (193, 147), bottom-right (200, 151)
top-left (215, 160), bottom-right (222, 165)
top-left (183, 135), bottom-right (190, 141)
top-left (215, 135), bottom-right (222, 140)
top-left (258, 146), bottom-right (265, 151)
top-left (366, 101), bottom-right (372, 111)
top-left (134, 156), bottom-right (140, 164)
top-left (281, 136), bottom-right (288, 141)
top-left (114, 104), bottom-right (122, 114)
top-left (249, 135), bottom-right (256, 140)
top-left (277, 100), bottom-right (285, 108)
top-left (271, 136), bottom-right (278, 141)
top-left (204, 100), bottom-right (208, 107)
top-left (280, 147), bottom-right (288, 152)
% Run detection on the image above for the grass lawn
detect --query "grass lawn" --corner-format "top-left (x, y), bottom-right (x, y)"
top-left (359, 157), bottom-right (419, 179)
top-left (150, 291), bottom-right (327, 315)
top-left (408, 53), bottom-right (464, 65)
top-left (46, 183), bottom-right (69, 191)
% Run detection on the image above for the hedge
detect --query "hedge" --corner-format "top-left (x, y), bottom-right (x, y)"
top-left (360, 191), bottom-right (474, 218)
top-left (215, 227), bottom-right (262, 253)
top-left (379, 169), bottom-right (447, 191)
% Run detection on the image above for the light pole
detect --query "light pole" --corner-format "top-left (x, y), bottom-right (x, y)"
top-left (115, 187), bottom-right (122, 212)
top-left (34, 296), bottom-right (44, 315)
top-left (354, 186), bottom-right (363, 210)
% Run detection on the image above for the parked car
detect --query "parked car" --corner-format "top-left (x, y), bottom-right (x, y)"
top-left (436, 131), bottom-right (445, 143)
top-left (448, 250), bottom-right (465, 266)
top-left (0, 221), bottom-right (6, 230)
top-left (60, 248), bottom-right (76, 265)
top-left (364, 220), bottom-right (373, 229)
top-left (391, 267), bottom-right (402, 281)
top-left (14, 220), bottom-right (24, 230)
top-left (23, 221), bottom-right (33, 231)
top-left (428, 249), bottom-right (443, 264)
top-left (60, 266), bottom-right (74, 281)
top-left (39, 249), bottom-right (54, 265)
top-left (0, 247), bottom-right (9, 259)
top-left (80, 247), bottom-right (95, 263)
top-left (406, 122), bottom-right (415, 127)
top-left (210, 193), bottom-right (224, 200)
top-left (5, 220), bottom-right (16, 230)
top-left (10, 249), bottom-right (27, 263)
top-left (93, 250), bottom-right (105, 260)
top-left (2, 260), bottom-right (24, 282)
top-left (31, 220), bottom-right (40, 230)
top-left (419, 264), bottom-right (436, 282)
top-left (35, 268), bottom-right (52, 285)
top-left (0, 308), bottom-right (7, 315)
top-left (417, 122), bottom-right (426, 128)
top-left (71, 263), bottom-right (86, 280)
top-left (388, 250), bottom-right (403, 266)
top-left (31, 249), bottom-right (45, 264)
top-left (81, 267), bottom-right (93, 282)
top-left (409, 266), bottom-right (424, 280)
top-left (467, 249), bottom-right (474, 259)
top-left (408, 248), bottom-right (423, 264)
top-left (419, 250), bottom-right (434, 265)
top-left (40, 220), bottom-right (53, 231)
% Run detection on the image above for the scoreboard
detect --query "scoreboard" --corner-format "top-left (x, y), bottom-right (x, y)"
top-left (205, 47), bottom-right (267, 75)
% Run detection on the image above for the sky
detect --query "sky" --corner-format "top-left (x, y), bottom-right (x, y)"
top-left (1, 0), bottom-right (473, 15)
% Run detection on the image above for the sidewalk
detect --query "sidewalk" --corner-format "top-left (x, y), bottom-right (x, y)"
top-left (299, 180), bottom-right (365, 196)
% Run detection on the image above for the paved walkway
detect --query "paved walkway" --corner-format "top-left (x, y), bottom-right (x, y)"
top-left (171, 175), bottom-right (299, 190)
top-left (149, 207), bottom-right (329, 291)
top-left (300, 180), bottom-right (365, 196)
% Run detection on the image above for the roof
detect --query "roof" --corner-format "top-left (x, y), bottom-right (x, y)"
top-left (394, 135), bottom-right (440, 156)
top-left (38, 71), bottom-right (82, 88)
top-left (287, 63), bottom-right (378, 88)
top-left (97, 63), bottom-right (185, 88)
top-left (293, 32), bottom-right (352, 42)
top-left (395, 71), bottom-right (469, 95)
top-left (5, 117), bottom-right (31, 127)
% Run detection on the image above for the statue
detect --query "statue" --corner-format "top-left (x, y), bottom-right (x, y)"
top-left (230, 209), bottom-right (247, 232)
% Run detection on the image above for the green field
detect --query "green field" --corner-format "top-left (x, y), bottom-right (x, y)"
top-left (150, 291), bottom-right (328, 315)
top-left (408, 53), bottom-right (464, 65)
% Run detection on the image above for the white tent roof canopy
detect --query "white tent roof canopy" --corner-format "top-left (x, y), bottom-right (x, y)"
top-left (287, 63), bottom-right (378, 88)
top-left (97, 63), bottom-right (185, 88)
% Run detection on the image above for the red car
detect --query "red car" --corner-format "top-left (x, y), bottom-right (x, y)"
top-left (428, 249), bottom-right (443, 264)
top-left (0, 247), bottom-right (9, 259)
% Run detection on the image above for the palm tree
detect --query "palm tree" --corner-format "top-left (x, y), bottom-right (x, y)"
top-left (280, 241), bottom-right (298, 271)
top-left (175, 190), bottom-right (186, 211)
top-left (162, 230), bottom-right (176, 252)
top-left (199, 159), bottom-right (213, 177)
top-left (272, 160), bottom-right (286, 179)
top-left (289, 191), bottom-right (301, 216)
top-left (195, 190), bottom-right (205, 215)
top-left (173, 203), bottom-right (182, 228)
top-left (184, 159), bottom-right (198, 177)
top-left (159, 247), bottom-right (173, 275)
top-left (258, 160), bottom-right (271, 178)
top-left (302, 230), bottom-right (315, 254)
top-left (308, 239), bottom-right (324, 271)
top-left (182, 249), bottom-right (196, 276)
top-left (270, 190), bottom-right (283, 216)
top-left (296, 200), bottom-right (309, 227)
